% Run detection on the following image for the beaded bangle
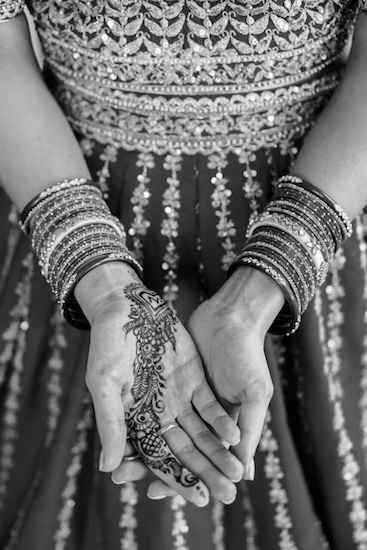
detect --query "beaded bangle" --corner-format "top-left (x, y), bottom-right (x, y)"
top-left (228, 174), bottom-right (352, 335)
top-left (47, 232), bottom-right (124, 290)
top-left (249, 232), bottom-right (316, 303)
top-left (270, 192), bottom-right (344, 250)
top-left (228, 255), bottom-right (301, 334)
top-left (267, 197), bottom-right (342, 254)
top-left (46, 230), bottom-right (124, 287)
top-left (278, 175), bottom-right (353, 239)
top-left (51, 239), bottom-right (124, 296)
top-left (30, 193), bottom-right (110, 250)
top-left (248, 216), bottom-right (329, 285)
top-left (19, 178), bottom-right (100, 233)
top-left (239, 248), bottom-right (304, 315)
top-left (253, 228), bottom-right (317, 291)
top-left (40, 217), bottom-right (126, 278)
top-left (27, 179), bottom-right (143, 329)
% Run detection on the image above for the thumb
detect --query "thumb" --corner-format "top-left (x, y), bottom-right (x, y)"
top-left (232, 365), bottom-right (273, 480)
top-left (91, 376), bottom-right (128, 472)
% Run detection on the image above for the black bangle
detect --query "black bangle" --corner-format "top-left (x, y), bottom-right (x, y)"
top-left (228, 256), bottom-right (300, 335)
top-left (19, 179), bottom-right (100, 232)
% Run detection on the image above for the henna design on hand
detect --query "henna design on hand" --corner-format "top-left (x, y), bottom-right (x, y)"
top-left (123, 283), bottom-right (205, 493)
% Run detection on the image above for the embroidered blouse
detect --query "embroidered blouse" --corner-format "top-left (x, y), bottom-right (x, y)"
top-left (0, 1), bottom-right (361, 156)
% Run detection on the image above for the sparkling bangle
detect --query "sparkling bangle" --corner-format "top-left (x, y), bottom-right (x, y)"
top-left (248, 215), bottom-right (329, 285)
top-left (27, 179), bottom-right (143, 329)
top-left (228, 174), bottom-right (352, 335)
top-left (19, 178), bottom-right (100, 234)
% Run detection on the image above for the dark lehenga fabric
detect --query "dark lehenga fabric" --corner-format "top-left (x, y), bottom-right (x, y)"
top-left (1, 1), bottom-right (367, 549)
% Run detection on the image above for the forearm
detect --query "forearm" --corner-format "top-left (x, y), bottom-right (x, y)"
top-left (0, 14), bottom-right (90, 211)
top-left (223, 15), bottom-right (367, 325)
top-left (292, 11), bottom-right (367, 220)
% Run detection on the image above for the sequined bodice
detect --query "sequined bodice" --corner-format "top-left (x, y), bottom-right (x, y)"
top-left (20, 1), bottom-right (358, 154)
top-left (29, 0), bottom-right (357, 92)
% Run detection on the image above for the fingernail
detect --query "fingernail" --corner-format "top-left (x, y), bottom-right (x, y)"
top-left (244, 458), bottom-right (255, 481)
top-left (222, 494), bottom-right (236, 506)
top-left (99, 451), bottom-right (105, 472)
top-left (147, 492), bottom-right (167, 500)
top-left (231, 471), bottom-right (244, 483)
top-left (233, 436), bottom-right (241, 446)
top-left (196, 497), bottom-right (210, 508)
top-left (111, 475), bottom-right (126, 485)
top-left (231, 431), bottom-right (241, 447)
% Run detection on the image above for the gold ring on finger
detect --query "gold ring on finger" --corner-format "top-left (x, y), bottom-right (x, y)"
top-left (157, 421), bottom-right (179, 436)
top-left (123, 453), bottom-right (140, 463)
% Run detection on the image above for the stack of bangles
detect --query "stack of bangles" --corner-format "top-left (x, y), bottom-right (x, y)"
top-left (19, 178), bottom-right (143, 329)
top-left (228, 175), bottom-right (353, 335)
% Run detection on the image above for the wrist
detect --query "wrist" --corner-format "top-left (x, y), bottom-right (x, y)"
top-left (216, 267), bottom-right (285, 335)
top-left (74, 261), bottom-right (140, 323)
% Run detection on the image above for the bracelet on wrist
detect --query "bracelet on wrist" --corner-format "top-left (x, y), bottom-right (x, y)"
top-left (24, 178), bottom-right (143, 329)
top-left (228, 175), bottom-right (352, 335)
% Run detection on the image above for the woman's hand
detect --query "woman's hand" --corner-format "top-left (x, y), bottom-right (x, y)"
top-left (184, 267), bottom-right (284, 479)
top-left (74, 262), bottom-right (244, 506)
top-left (132, 266), bottom-right (285, 500)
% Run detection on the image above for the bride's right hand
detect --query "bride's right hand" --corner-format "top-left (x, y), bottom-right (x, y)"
top-left (74, 262), bottom-right (244, 506)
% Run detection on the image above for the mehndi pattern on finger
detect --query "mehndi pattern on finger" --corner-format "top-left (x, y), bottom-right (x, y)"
top-left (123, 283), bottom-right (207, 499)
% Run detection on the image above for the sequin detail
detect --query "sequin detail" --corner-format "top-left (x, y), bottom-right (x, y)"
top-left (2, 306), bottom-right (68, 550)
top-left (32, 0), bottom-right (355, 92)
top-left (171, 495), bottom-right (189, 550)
top-left (356, 214), bottom-right (367, 471)
top-left (241, 152), bottom-right (263, 216)
top-left (209, 152), bottom-right (236, 270)
top-left (53, 74), bottom-right (339, 156)
top-left (0, 253), bottom-right (34, 510)
top-left (129, 151), bottom-right (153, 262)
top-left (0, 0), bottom-right (24, 21)
top-left (260, 412), bottom-right (297, 549)
top-left (27, 0), bottom-right (356, 155)
top-left (97, 144), bottom-right (118, 199)
top-left (161, 152), bottom-right (182, 308)
top-left (315, 252), bottom-right (367, 548)
top-left (54, 399), bottom-right (93, 550)
top-left (242, 485), bottom-right (259, 550)
top-left (212, 500), bottom-right (225, 550)
top-left (0, 206), bottom-right (22, 294)
top-left (119, 483), bottom-right (138, 550)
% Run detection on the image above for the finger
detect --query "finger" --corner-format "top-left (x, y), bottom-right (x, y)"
top-left (192, 380), bottom-right (241, 447)
top-left (147, 479), bottom-right (179, 500)
top-left (232, 373), bottom-right (273, 480)
top-left (112, 456), bottom-right (151, 484)
top-left (178, 409), bottom-right (244, 482)
top-left (86, 372), bottom-right (127, 472)
top-left (124, 439), bottom-right (139, 458)
top-left (112, 439), bottom-right (150, 483)
top-left (158, 424), bottom-right (237, 505)
top-left (129, 425), bottom-right (210, 507)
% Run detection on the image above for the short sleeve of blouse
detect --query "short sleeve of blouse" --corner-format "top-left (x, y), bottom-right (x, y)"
top-left (0, 0), bottom-right (25, 21)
